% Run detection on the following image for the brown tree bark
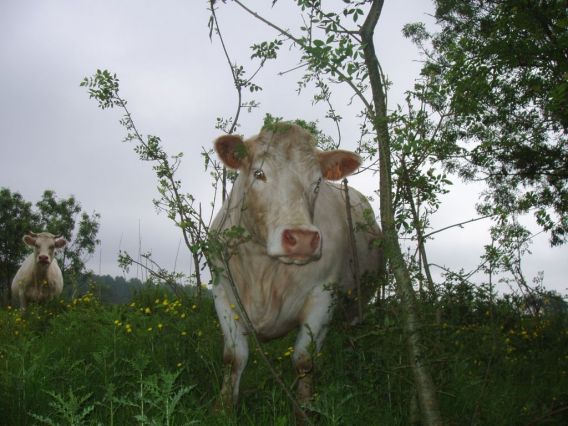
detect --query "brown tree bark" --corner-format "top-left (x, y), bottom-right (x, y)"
top-left (360, 1), bottom-right (443, 425)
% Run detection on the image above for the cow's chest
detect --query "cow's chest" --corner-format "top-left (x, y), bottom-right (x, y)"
top-left (25, 279), bottom-right (56, 300)
top-left (229, 255), bottom-right (337, 340)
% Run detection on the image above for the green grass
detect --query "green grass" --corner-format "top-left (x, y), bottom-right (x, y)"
top-left (0, 287), bottom-right (567, 425)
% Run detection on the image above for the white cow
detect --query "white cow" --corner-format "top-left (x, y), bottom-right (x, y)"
top-left (210, 123), bottom-right (383, 411)
top-left (11, 232), bottom-right (67, 309)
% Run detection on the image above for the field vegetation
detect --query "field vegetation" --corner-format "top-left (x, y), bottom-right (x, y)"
top-left (1, 280), bottom-right (566, 425)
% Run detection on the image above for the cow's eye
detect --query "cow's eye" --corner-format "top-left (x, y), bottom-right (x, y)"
top-left (253, 169), bottom-right (266, 181)
top-left (313, 177), bottom-right (322, 194)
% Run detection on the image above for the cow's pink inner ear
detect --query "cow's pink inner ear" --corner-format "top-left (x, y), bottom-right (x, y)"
top-left (55, 239), bottom-right (67, 249)
top-left (214, 134), bottom-right (247, 169)
top-left (23, 235), bottom-right (36, 247)
top-left (318, 150), bottom-right (362, 181)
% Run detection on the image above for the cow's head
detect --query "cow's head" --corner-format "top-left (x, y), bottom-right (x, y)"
top-left (23, 232), bottom-right (67, 267)
top-left (215, 124), bottom-right (360, 265)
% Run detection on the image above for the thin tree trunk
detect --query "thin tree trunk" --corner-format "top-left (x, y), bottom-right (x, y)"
top-left (401, 158), bottom-right (436, 296)
top-left (360, 1), bottom-right (443, 425)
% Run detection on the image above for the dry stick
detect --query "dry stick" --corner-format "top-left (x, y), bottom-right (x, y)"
top-left (342, 178), bottom-right (363, 321)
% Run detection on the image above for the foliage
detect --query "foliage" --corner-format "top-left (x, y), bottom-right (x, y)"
top-left (0, 286), bottom-right (566, 424)
top-left (35, 190), bottom-right (101, 278)
top-left (81, 70), bottom-right (219, 291)
top-left (0, 188), bottom-right (100, 304)
top-left (262, 113), bottom-right (338, 150)
top-left (0, 188), bottom-right (39, 303)
top-left (405, 0), bottom-right (568, 245)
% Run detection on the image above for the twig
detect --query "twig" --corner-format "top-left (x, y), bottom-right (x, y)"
top-left (343, 178), bottom-right (363, 321)
top-left (231, 0), bottom-right (372, 113)
top-left (422, 214), bottom-right (494, 240)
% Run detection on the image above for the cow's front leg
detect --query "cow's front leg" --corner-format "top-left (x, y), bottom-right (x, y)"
top-left (17, 288), bottom-right (27, 311)
top-left (293, 286), bottom-right (333, 405)
top-left (213, 286), bottom-right (249, 410)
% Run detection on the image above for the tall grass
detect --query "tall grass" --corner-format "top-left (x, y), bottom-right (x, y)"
top-left (0, 285), bottom-right (566, 425)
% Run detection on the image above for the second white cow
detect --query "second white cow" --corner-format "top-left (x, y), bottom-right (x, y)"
top-left (11, 232), bottom-right (67, 309)
top-left (210, 123), bottom-right (383, 411)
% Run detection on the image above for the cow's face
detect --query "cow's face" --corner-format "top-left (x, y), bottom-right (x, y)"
top-left (215, 124), bottom-right (360, 265)
top-left (23, 232), bottom-right (67, 267)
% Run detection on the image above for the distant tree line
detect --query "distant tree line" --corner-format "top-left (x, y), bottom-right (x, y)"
top-left (64, 273), bottom-right (211, 305)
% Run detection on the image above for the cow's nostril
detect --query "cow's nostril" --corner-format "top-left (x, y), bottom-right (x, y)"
top-left (283, 230), bottom-right (297, 247)
top-left (311, 232), bottom-right (320, 250)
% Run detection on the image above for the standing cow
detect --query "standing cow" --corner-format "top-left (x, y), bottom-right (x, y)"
top-left (210, 123), bottom-right (383, 412)
top-left (11, 232), bottom-right (67, 310)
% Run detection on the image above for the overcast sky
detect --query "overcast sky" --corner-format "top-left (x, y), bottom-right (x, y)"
top-left (1, 1), bottom-right (565, 294)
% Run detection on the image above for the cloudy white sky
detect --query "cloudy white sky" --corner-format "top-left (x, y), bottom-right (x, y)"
top-left (1, 1), bottom-right (565, 294)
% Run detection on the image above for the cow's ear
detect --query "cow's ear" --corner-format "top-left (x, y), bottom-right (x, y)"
top-left (55, 238), bottom-right (67, 249)
top-left (317, 150), bottom-right (361, 181)
top-left (214, 134), bottom-right (248, 169)
top-left (23, 234), bottom-right (36, 247)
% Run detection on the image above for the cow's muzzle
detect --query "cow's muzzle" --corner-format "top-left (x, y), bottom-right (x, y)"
top-left (268, 225), bottom-right (322, 264)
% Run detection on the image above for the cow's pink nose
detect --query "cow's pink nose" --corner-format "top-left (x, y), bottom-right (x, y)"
top-left (38, 255), bottom-right (49, 263)
top-left (282, 229), bottom-right (320, 257)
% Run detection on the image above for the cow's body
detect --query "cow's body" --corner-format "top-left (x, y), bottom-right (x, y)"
top-left (11, 232), bottom-right (66, 309)
top-left (210, 123), bottom-right (382, 410)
